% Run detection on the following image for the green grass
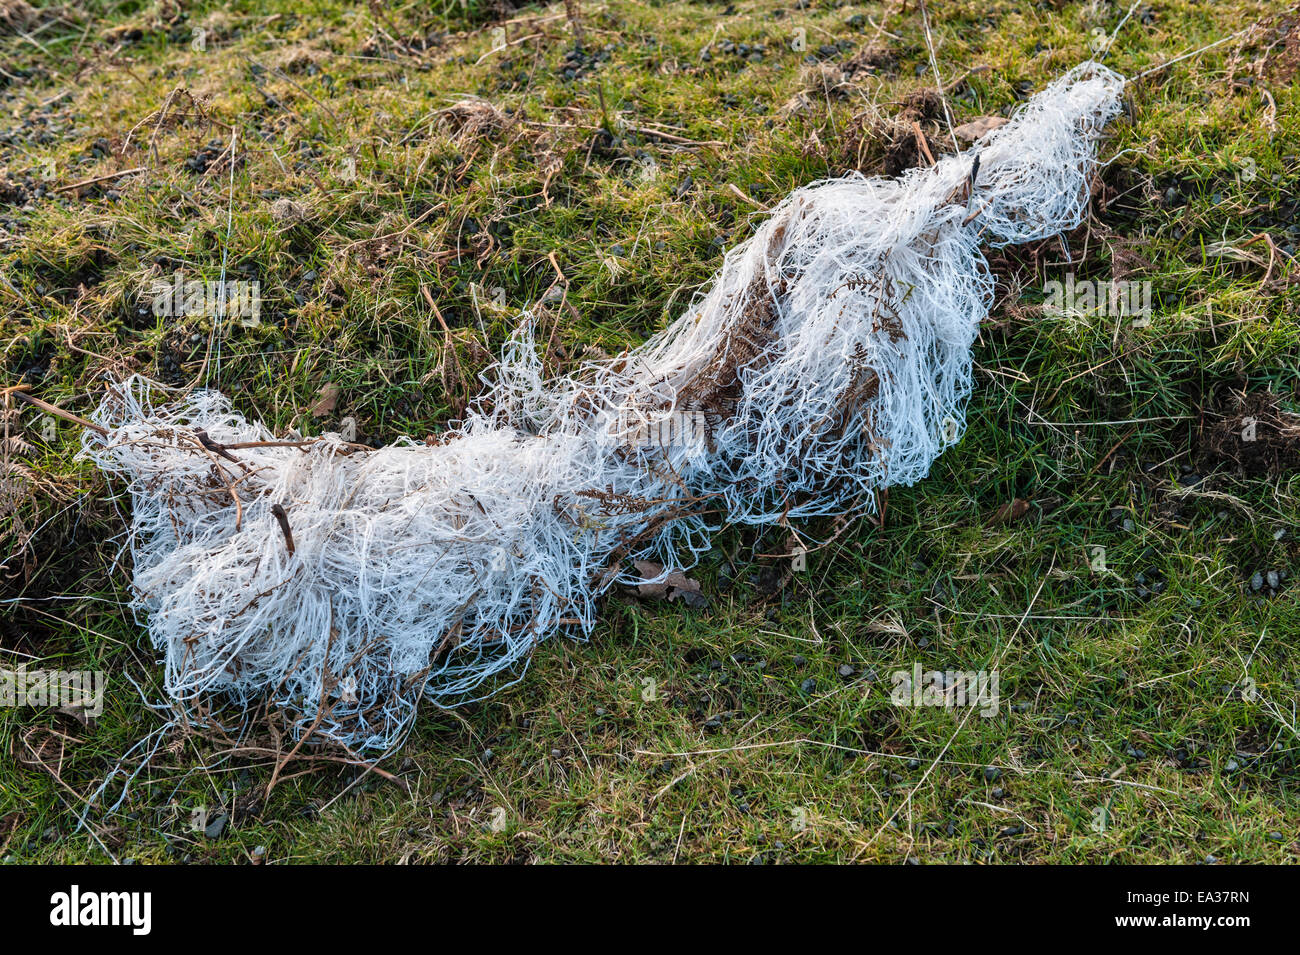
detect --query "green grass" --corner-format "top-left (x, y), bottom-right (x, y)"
top-left (2, 0), bottom-right (1299, 863)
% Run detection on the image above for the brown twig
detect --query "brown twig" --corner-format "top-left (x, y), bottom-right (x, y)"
top-left (265, 618), bottom-right (338, 798)
top-left (182, 431), bottom-right (247, 528)
top-left (50, 167), bottom-right (146, 194)
top-left (725, 182), bottom-right (768, 210)
top-left (911, 121), bottom-right (936, 166)
top-left (6, 387), bottom-right (109, 435)
top-left (194, 428), bottom-right (241, 464)
top-left (629, 125), bottom-right (724, 149)
top-left (270, 503), bottom-right (295, 555)
top-left (1089, 425), bottom-right (1138, 475)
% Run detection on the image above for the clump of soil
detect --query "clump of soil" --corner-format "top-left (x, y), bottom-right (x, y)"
top-left (1196, 387), bottom-right (1300, 478)
top-left (825, 86), bottom-right (947, 177)
top-left (1093, 162), bottom-right (1157, 227)
top-left (1261, 15), bottom-right (1300, 83)
top-left (882, 89), bottom-right (944, 177)
top-left (843, 42), bottom-right (897, 78)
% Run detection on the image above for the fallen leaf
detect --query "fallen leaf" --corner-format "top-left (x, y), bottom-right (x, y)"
top-left (987, 497), bottom-right (1031, 525)
top-left (632, 559), bottom-right (708, 608)
top-left (953, 115), bottom-right (1009, 143)
top-left (309, 382), bottom-right (341, 417)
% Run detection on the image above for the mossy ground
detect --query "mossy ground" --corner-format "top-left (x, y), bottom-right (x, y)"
top-left (2, 0), bottom-right (1299, 863)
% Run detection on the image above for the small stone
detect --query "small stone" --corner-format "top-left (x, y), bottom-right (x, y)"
top-left (203, 813), bottom-right (228, 839)
top-left (800, 677), bottom-right (816, 694)
top-left (983, 766), bottom-right (1001, 781)
top-left (838, 664), bottom-right (855, 677)
top-left (1250, 572), bottom-right (1264, 592)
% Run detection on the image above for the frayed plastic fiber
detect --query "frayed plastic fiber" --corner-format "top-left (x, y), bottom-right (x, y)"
top-left (83, 63), bottom-right (1125, 750)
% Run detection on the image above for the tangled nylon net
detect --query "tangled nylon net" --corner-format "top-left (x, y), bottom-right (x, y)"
top-left (83, 63), bottom-right (1125, 750)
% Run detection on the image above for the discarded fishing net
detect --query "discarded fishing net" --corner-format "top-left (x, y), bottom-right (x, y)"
top-left (83, 63), bottom-right (1125, 750)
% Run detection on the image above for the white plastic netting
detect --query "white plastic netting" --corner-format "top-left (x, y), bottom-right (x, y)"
top-left (82, 62), bottom-right (1125, 750)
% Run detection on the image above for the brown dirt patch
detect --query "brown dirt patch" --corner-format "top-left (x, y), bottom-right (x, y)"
top-left (1196, 387), bottom-right (1300, 478)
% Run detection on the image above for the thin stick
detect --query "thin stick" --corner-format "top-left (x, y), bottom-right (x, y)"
top-left (911, 121), bottom-right (936, 166)
top-left (726, 182), bottom-right (767, 210)
top-left (1089, 425), bottom-right (1138, 475)
top-left (8, 388), bottom-right (108, 435)
top-left (547, 249), bottom-right (567, 286)
top-left (194, 428), bottom-right (242, 464)
top-left (270, 503), bottom-right (296, 555)
top-left (50, 167), bottom-right (146, 193)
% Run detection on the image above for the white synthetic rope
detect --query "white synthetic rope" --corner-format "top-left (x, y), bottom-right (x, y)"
top-left (82, 62), bottom-right (1126, 750)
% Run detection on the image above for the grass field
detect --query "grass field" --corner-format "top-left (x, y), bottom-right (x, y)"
top-left (2, 0), bottom-right (1299, 864)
